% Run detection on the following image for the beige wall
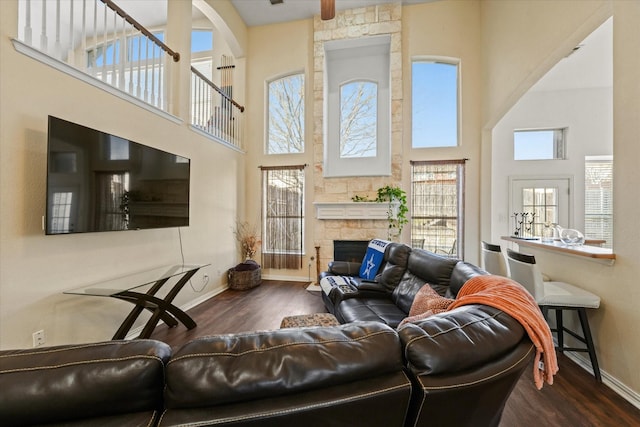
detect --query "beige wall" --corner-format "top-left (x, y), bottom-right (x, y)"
top-left (0, 0), bottom-right (244, 348)
top-left (480, 0), bottom-right (640, 401)
top-left (245, 19), bottom-right (315, 281)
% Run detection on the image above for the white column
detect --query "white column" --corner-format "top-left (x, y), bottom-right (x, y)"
top-left (165, 0), bottom-right (192, 121)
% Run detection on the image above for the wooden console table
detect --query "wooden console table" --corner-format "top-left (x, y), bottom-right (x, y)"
top-left (501, 236), bottom-right (615, 264)
top-left (65, 264), bottom-right (209, 339)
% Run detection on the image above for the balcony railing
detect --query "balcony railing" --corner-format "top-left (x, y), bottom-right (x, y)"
top-left (17, 0), bottom-right (245, 149)
top-left (191, 66), bottom-right (244, 149)
top-left (17, 0), bottom-right (178, 112)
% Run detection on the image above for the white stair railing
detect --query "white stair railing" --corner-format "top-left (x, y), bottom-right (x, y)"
top-left (17, 0), bottom-right (180, 113)
top-left (191, 66), bottom-right (245, 150)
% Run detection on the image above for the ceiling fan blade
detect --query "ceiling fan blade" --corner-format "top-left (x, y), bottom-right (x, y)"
top-left (321, 0), bottom-right (335, 20)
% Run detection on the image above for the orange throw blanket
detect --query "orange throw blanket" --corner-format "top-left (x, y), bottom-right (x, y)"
top-left (448, 275), bottom-right (558, 389)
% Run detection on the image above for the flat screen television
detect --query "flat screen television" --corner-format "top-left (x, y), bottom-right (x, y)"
top-left (46, 116), bottom-right (190, 235)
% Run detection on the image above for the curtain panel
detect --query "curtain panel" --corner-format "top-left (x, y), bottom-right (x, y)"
top-left (260, 165), bottom-right (306, 269)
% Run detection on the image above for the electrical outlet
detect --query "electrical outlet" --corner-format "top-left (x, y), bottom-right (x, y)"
top-left (32, 330), bottom-right (45, 347)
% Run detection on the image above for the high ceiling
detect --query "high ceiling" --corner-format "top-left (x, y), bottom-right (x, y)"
top-left (230, 0), bottom-right (433, 27)
top-left (112, 0), bottom-right (610, 92)
top-left (531, 17), bottom-right (612, 92)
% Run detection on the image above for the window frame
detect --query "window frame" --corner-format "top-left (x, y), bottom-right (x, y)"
top-left (411, 57), bottom-right (461, 149)
top-left (260, 166), bottom-right (306, 270)
top-left (265, 72), bottom-right (305, 155)
top-left (410, 160), bottom-right (466, 258)
top-left (339, 79), bottom-right (378, 158)
top-left (585, 156), bottom-right (613, 248)
top-left (513, 128), bottom-right (568, 161)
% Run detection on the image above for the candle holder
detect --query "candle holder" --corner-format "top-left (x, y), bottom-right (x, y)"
top-left (512, 212), bottom-right (536, 239)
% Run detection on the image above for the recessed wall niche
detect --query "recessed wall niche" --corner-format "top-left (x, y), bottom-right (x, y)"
top-left (323, 35), bottom-right (391, 177)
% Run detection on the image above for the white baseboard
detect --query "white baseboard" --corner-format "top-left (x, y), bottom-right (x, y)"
top-left (261, 274), bottom-right (310, 282)
top-left (566, 351), bottom-right (640, 410)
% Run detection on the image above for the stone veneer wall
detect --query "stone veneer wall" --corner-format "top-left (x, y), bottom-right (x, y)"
top-left (312, 4), bottom-right (403, 270)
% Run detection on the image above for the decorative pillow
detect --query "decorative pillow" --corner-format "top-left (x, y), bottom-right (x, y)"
top-left (399, 284), bottom-right (454, 327)
top-left (359, 239), bottom-right (391, 280)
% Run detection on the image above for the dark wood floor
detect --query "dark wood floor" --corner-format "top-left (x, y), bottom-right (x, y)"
top-left (150, 280), bottom-right (640, 427)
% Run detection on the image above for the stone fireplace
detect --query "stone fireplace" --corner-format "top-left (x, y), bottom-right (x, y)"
top-left (312, 4), bottom-right (404, 273)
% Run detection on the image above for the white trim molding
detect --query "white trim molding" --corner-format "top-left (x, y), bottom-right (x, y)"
top-left (314, 202), bottom-right (391, 220)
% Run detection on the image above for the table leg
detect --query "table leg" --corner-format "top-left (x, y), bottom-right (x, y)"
top-left (110, 269), bottom-right (199, 340)
top-left (138, 268), bottom-right (199, 338)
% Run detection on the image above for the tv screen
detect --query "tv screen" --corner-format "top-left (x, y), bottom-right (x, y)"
top-left (46, 116), bottom-right (190, 235)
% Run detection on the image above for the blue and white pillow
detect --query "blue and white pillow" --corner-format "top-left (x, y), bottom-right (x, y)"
top-left (359, 239), bottom-right (391, 280)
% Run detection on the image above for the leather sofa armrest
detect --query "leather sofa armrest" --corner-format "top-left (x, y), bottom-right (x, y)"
top-left (398, 305), bottom-right (525, 375)
top-left (349, 277), bottom-right (389, 294)
top-left (327, 261), bottom-right (362, 276)
top-left (0, 340), bottom-right (171, 426)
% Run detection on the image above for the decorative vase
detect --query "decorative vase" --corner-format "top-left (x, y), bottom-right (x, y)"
top-left (541, 222), bottom-right (555, 243)
top-left (554, 224), bottom-right (585, 246)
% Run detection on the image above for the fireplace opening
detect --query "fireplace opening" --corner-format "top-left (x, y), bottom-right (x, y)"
top-left (333, 240), bottom-right (369, 262)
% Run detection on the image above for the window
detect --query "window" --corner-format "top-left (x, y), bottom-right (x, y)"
top-left (191, 30), bottom-right (213, 52)
top-left (412, 60), bottom-right (459, 148)
top-left (87, 31), bottom-right (166, 68)
top-left (261, 166), bottom-right (305, 269)
top-left (411, 160), bottom-right (465, 258)
top-left (520, 187), bottom-right (559, 236)
top-left (510, 177), bottom-right (571, 237)
top-left (585, 156), bottom-right (613, 248)
top-left (340, 81), bottom-right (377, 158)
top-left (514, 129), bottom-right (567, 160)
top-left (190, 29), bottom-right (214, 80)
top-left (267, 74), bottom-right (305, 154)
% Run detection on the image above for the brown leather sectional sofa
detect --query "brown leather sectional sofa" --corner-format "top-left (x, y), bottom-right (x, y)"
top-left (0, 317), bottom-right (532, 427)
top-left (0, 244), bottom-right (534, 426)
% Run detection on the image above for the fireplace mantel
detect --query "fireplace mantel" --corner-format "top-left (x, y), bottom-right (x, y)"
top-left (314, 202), bottom-right (393, 220)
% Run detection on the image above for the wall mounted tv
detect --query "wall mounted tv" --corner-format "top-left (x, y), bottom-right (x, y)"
top-left (46, 116), bottom-right (190, 235)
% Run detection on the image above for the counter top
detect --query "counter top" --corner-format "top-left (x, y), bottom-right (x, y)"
top-left (501, 236), bottom-right (616, 261)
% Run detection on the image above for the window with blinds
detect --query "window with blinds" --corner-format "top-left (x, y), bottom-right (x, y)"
top-left (585, 156), bottom-right (613, 248)
top-left (261, 165), bottom-right (305, 269)
top-left (410, 160), bottom-right (465, 258)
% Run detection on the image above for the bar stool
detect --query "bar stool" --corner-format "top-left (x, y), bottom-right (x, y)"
top-left (481, 241), bottom-right (509, 277)
top-left (506, 248), bottom-right (601, 381)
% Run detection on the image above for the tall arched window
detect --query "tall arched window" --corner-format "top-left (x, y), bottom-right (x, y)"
top-left (267, 73), bottom-right (305, 154)
top-left (340, 81), bottom-right (377, 158)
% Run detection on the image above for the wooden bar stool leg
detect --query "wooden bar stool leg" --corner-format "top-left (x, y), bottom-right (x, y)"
top-left (578, 307), bottom-right (601, 382)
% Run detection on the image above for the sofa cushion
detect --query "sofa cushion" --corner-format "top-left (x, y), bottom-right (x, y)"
top-left (398, 305), bottom-right (526, 375)
top-left (0, 340), bottom-right (171, 427)
top-left (448, 261), bottom-right (488, 298)
top-left (406, 249), bottom-right (459, 293)
top-left (376, 243), bottom-right (411, 291)
top-left (164, 322), bottom-right (404, 409)
top-left (336, 298), bottom-right (408, 327)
